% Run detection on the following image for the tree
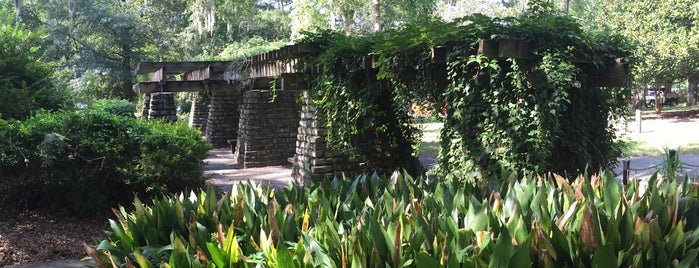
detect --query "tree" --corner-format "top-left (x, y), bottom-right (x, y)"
top-left (14, 0), bottom-right (188, 101)
top-left (181, 0), bottom-right (291, 58)
top-left (0, 5), bottom-right (70, 119)
top-left (289, 0), bottom-right (436, 39)
top-left (599, 0), bottom-right (699, 108)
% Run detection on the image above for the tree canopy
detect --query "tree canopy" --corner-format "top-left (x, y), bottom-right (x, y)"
top-left (598, 0), bottom-right (699, 105)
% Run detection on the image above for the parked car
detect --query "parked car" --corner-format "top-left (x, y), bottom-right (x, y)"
top-left (645, 91), bottom-right (681, 107)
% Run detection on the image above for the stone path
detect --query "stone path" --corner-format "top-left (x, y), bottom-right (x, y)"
top-left (204, 148), bottom-right (293, 191)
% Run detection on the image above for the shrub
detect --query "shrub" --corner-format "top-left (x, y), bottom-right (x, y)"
top-left (91, 99), bottom-right (136, 117)
top-left (0, 106), bottom-right (211, 216)
top-left (0, 6), bottom-right (71, 120)
top-left (90, 171), bottom-right (699, 267)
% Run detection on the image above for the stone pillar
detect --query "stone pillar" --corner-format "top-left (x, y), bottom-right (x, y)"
top-left (148, 92), bottom-right (177, 121)
top-left (205, 86), bottom-right (242, 148)
top-left (292, 91), bottom-right (363, 184)
top-left (234, 90), bottom-right (301, 168)
top-left (140, 93), bottom-right (151, 118)
top-left (188, 92), bottom-right (211, 133)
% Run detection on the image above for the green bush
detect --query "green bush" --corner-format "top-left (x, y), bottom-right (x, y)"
top-left (91, 99), bottom-right (136, 117)
top-left (90, 171), bottom-right (699, 267)
top-left (0, 6), bottom-right (71, 120)
top-left (0, 106), bottom-right (211, 216)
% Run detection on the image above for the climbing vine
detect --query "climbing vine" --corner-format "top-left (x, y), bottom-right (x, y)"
top-left (304, 1), bottom-right (633, 180)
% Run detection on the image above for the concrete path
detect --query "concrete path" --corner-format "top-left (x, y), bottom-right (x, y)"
top-left (613, 154), bottom-right (699, 180)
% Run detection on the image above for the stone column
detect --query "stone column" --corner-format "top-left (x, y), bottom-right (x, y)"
top-left (292, 91), bottom-right (363, 184)
top-left (148, 92), bottom-right (177, 121)
top-left (233, 89), bottom-right (301, 168)
top-left (140, 93), bottom-right (151, 118)
top-left (205, 86), bottom-right (242, 148)
top-left (188, 91), bottom-right (211, 133)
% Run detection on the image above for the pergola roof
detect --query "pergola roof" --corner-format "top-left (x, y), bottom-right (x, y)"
top-left (134, 61), bottom-right (234, 75)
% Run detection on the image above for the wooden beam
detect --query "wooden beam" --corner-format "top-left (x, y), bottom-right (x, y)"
top-left (185, 65), bottom-right (211, 81)
top-left (151, 66), bottom-right (164, 83)
top-left (136, 80), bottom-right (233, 94)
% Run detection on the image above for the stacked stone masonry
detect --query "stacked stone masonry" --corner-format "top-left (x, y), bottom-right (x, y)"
top-left (292, 91), bottom-right (364, 184)
top-left (140, 93), bottom-right (151, 118)
top-left (188, 92), bottom-right (211, 133)
top-left (234, 90), bottom-right (301, 168)
top-left (148, 92), bottom-right (177, 121)
top-left (206, 86), bottom-right (243, 148)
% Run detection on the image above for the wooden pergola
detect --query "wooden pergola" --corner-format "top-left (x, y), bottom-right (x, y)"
top-left (133, 43), bottom-right (321, 94)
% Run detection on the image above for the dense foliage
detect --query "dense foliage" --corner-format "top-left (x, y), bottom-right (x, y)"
top-left (0, 6), bottom-right (70, 120)
top-left (307, 3), bottom-right (632, 181)
top-left (90, 171), bottom-right (699, 267)
top-left (0, 101), bottom-right (211, 216)
top-left (598, 0), bottom-right (699, 106)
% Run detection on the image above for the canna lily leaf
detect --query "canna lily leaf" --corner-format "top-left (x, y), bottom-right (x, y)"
top-left (133, 251), bottom-right (154, 268)
top-left (415, 251), bottom-right (440, 267)
top-left (489, 228), bottom-right (514, 268)
top-left (602, 170), bottom-right (621, 216)
top-left (591, 244), bottom-right (616, 268)
top-left (579, 206), bottom-right (599, 252)
top-left (277, 243), bottom-right (294, 268)
top-left (206, 242), bottom-right (229, 268)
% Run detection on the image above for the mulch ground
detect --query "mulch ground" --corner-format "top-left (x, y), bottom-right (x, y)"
top-left (0, 209), bottom-right (109, 266)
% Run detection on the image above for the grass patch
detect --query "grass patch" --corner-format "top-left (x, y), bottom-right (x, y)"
top-left (677, 142), bottom-right (699, 155)
top-left (416, 122), bottom-right (442, 159)
top-left (622, 139), bottom-right (663, 156)
top-left (638, 104), bottom-right (699, 115)
top-left (620, 139), bottom-right (699, 156)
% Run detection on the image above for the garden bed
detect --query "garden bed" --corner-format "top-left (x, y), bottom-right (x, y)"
top-left (0, 209), bottom-right (108, 266)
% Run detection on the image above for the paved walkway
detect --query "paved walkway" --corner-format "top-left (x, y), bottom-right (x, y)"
top-left (613, 154), bottom-right (699, 180)
top-left (203, 148), bottom-right (293, 191)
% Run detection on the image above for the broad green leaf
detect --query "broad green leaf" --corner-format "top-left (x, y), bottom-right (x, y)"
top-left (677, 248), bottom-right (699, 268)
top-left (489, 228), bottom-right (514, 268)
top-left (133, 251), bottom-right (154, 268)
top-left (591, 244), bottom-right (616, 268)
top-left (276, 243), bottom-right (294, 268)
top-left (602, 171), bottom-right (620, 216)
top-left (206, 242), bottom-right (229, 268)
top-left (415, 251), bottom-right (440, 267)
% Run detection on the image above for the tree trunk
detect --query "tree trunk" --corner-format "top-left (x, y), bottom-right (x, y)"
top-left (655, 88), bottom-right (662, 114)
top-left (14, 0), bottom-right (23, 23)
top-left (632, 89), bottom-right (644, 109)
top-left (342, 10), bottom-right (354, 35)
top-left (563, 0), bottom-right (570, 14)
top-left (122, 44), bottom-right (134, 101)
top-left (68, 0), bottom-right (75, 35)
top-left (123, 78), bottom-right (134, 101)
top-left (688, 75), bottom-right (698, 106)
top-left (373, 0), bottom-right (381, 32)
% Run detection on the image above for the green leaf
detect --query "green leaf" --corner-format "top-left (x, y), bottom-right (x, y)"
top-left (133, 251), bottom-right (154, 268)
top-left (277, 243), bottom-right (294, 268)
top-left (508, 241), bottom-right (531, 268)
top-left (602, 171), bottom-right (621, 216)
top-left (415, 251), bottom-right (440, 267)
top-left (206, 242), bottom-right (229, 268)
top-left (489, 228), bottom-right (514, 268)
top-left (677, 248), bottom-right (699, 268)
top-left (592, 244), bottom-right (616, 268)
